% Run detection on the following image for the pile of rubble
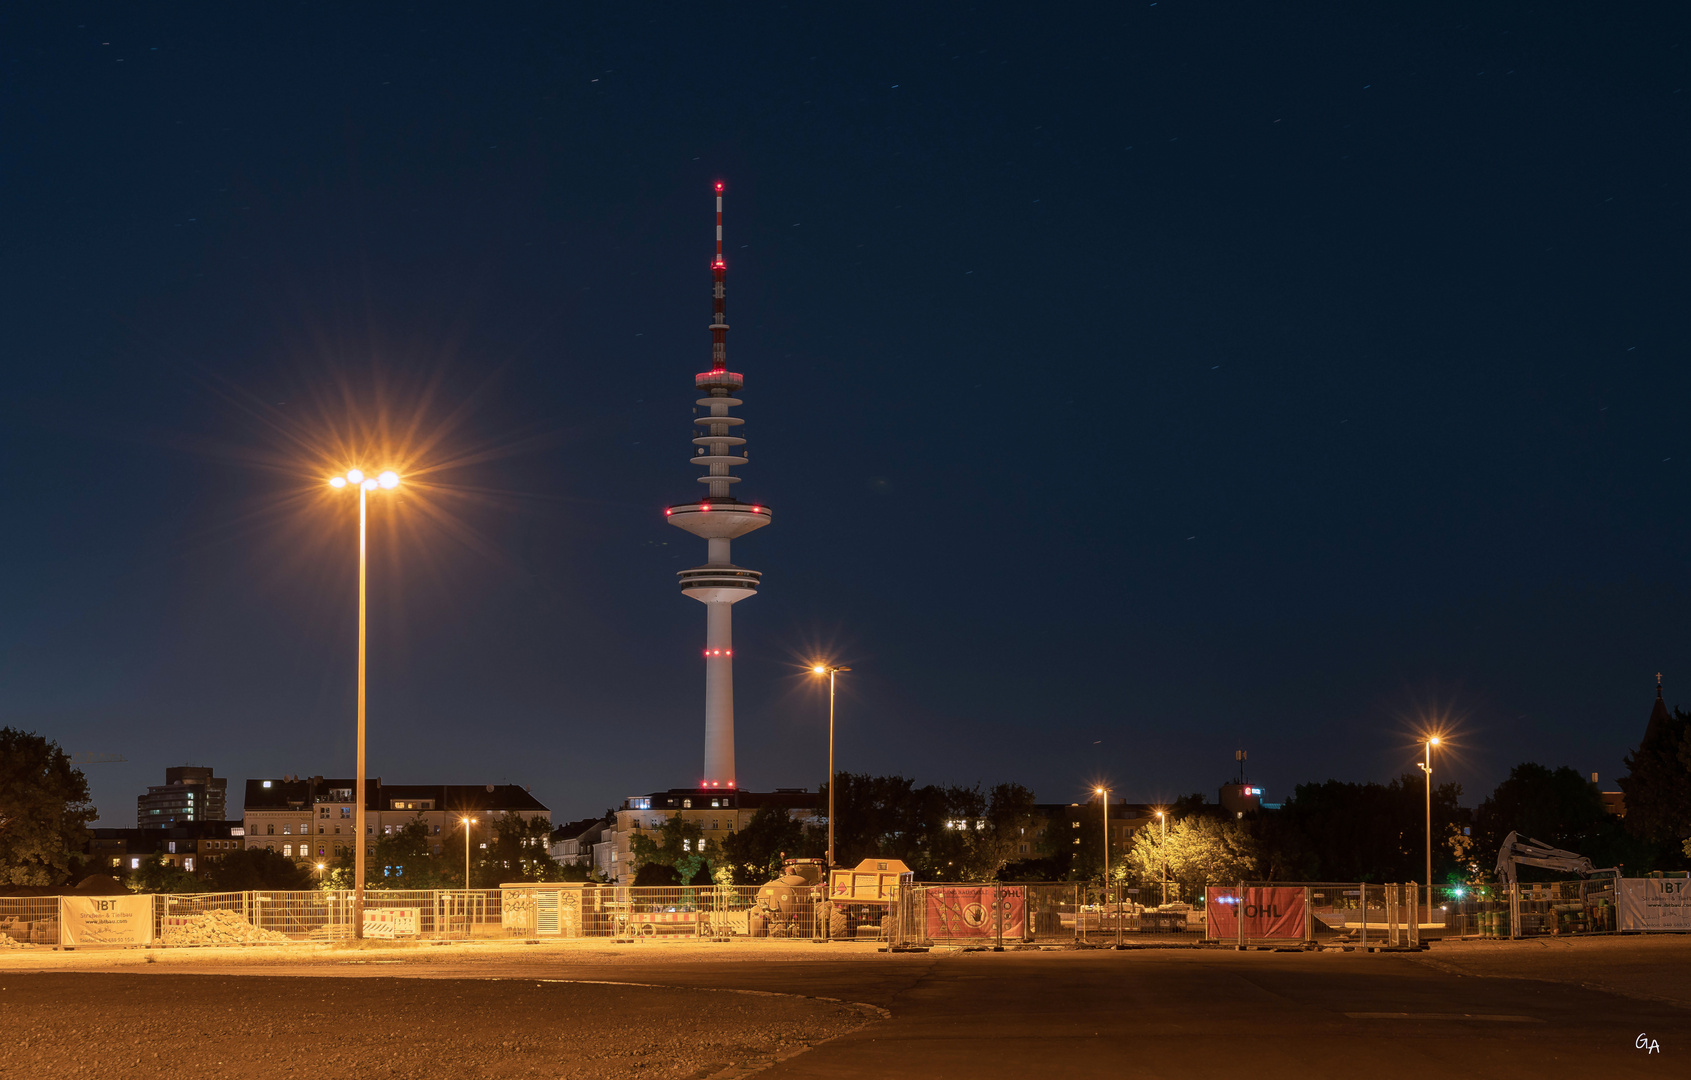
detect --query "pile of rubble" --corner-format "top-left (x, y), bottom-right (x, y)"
top-left (161, 908), bottom-right (292, 946)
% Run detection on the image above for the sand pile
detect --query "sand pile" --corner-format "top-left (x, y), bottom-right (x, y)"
top-left (161, 908), bottom-right (292, 946)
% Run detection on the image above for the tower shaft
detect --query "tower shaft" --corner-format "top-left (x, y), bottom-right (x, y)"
top-left (703, 596), bottom-right (736, 783)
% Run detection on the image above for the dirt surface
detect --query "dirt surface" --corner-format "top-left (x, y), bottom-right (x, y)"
top-left (2, 937), bottom-right (1686, 1078)
top-left (0, 971), bottom-right (873, 1079)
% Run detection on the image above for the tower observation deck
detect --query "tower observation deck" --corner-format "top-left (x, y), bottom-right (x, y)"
top-left (663, 182), bottom-right (770, 789)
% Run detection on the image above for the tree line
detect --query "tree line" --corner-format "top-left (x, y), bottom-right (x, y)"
top-left (3, 713), bottom-right (1690, 893)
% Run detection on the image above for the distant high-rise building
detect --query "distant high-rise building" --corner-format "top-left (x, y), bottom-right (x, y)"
top-left (137, 765), bottom-right (228, 829)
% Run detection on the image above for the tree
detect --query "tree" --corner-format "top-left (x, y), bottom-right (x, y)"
top-left (628, 813), bottom-right (711, 884)
top-left (0, 728), bottom-right (96, 887)
top-left (1259, 774), bottom-right (1467, 884)
top-left (1475, 762), bottom-right (1665, 876)
top-left (817, 774), bottom-right (1007, 879)
top-left (1124, 815), bottom-right (1259, 902)
top-left (632, 863), bottom-right (682, 886)
top-left (967, 783), bottom-right (1041, 882)
top-left (1473, 764), bottom-right (1604, 855)
top-left (485, 813), bottom-right (565, 884)
top-left (1618, 705), bottom-right (1691, 845)
top-left (126, 854), bottom-right (201, 893)
top-left (205, 847), bottom-right (312, 891)
top-left (717, 805), bottom-right (820, 884)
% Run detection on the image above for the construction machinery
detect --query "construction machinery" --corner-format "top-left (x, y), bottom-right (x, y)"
top-left (750, 858), bottom-right (826, 937)
top-left (1494, 830), bottom-right (1611, 884)
top-left (749, 857), bottom-right (914, 939)
top-left (826, 857), bottom-right (913, 939)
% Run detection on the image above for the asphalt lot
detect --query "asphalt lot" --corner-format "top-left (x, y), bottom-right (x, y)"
top-left (1, 937), bottom-right (1684, 1078)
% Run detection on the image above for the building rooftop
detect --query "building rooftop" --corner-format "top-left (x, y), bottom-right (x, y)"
top-left (621, 787), bottom-right (820, 812)
top-left (242, 777), bottom-right (548, 814)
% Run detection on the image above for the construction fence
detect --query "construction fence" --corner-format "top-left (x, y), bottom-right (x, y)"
top-left (4, 874), bottom-right (1685, 949)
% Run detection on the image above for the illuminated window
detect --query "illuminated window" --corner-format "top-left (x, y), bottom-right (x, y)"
top-left (131, 858), bottom-right (141, 869)
top-left (284, 844), bottom-right (293, 857)
top-left (683, 840), bottom-right (692, 852)
top-left (283, 825), bottom-right (291, 835)
top-left (682, 799), bottom-right (692, 809)
top-left (183, 858), bottom-right (194, 872)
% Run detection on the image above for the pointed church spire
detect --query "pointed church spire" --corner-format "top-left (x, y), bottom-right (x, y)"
top-left (1645, 672), bottom-right (1672, 743)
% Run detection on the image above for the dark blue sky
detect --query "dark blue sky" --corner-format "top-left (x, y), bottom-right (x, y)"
top-left (2, 4), bottom-right (1686, 826)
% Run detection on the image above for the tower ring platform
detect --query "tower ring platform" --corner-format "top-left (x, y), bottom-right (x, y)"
top-left (664, 500), bottom-right (772, 540)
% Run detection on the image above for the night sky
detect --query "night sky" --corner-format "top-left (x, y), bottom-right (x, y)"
top-left (3, 5), bottom-right (1687, 827)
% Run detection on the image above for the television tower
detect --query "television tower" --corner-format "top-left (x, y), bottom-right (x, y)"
top-left (664, 182), bottom-right (771, 789)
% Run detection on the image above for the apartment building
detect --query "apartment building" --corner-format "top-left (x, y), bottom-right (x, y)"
top-left (137, 765), bottom-right (228, 828)
top-left (90, 821), bottom-right (244, 877)
top-left (608, 787), bottom-right (819, 884)
top-left (241, 775), bottom-right (550, 865)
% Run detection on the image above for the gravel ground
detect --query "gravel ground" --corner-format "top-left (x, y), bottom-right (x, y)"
top-left (0, 972), bottom-right (877, 1080)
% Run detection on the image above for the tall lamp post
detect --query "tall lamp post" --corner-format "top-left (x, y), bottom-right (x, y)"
top-left (1155, 809), bottom-right (1167, 907)
top-left (459, 816), bottom-right (478, 940)
top-left (1417, 736), bottom-right (1440, 920)
top-left (812, 664), bottom-right (850, 870)
top-left (329, 466), bottom-right (400, 937)
top-left (1094, 787), bottom-right (1117, 945)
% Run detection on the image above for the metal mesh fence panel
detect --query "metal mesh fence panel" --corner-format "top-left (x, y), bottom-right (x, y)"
top-left (1503, 879), bottom-right (1617, 938)
top-left (253, 891), bottom-right (346, 941)
top-left (0, 896), bottom-right (60, 946)
top-left (1022, 883), bottom-right (1078, 944)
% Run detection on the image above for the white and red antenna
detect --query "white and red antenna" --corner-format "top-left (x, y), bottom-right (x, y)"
top-left (710, 181), bottom-right (728, 373)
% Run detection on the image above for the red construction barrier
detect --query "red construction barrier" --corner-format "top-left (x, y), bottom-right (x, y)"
top-left (1206, 886), bottom-right (1304, 940)
top-left (925, 886), bottom-right (1026, 939)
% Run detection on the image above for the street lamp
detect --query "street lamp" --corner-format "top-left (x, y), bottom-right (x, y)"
top-left (460, 816), bottom-right (478, 890)
top-left (1095, 786), bottom-right (1118, 946)
top-left (328, 466), bottom-right (400, 937)
top-left (1417, 735), bottom-right (1440, 920)
top-left (812, 664), bottom-right (850, 871)
top-left (1155, 809), bottom-right (1167, 907)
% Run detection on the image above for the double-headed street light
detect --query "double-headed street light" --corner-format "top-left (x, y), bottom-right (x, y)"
top-left (812, 664), bottom-right (850, 870)
top-left (328, 466), bottom-right (400, 937)
top-left (460, 817), bottom-right (478, 890)
top-left (1417, 735), bottom-right (1441, 919)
